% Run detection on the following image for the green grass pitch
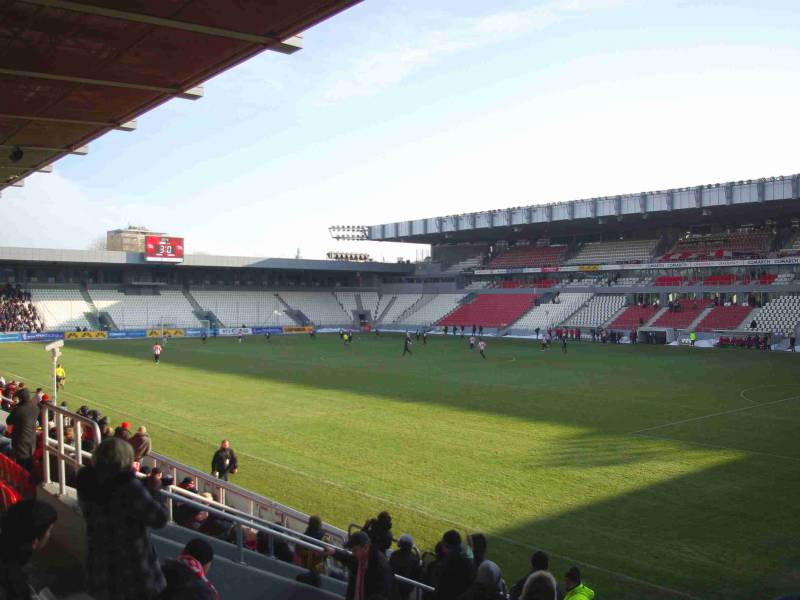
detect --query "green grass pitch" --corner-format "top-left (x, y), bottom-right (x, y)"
top-left (1, 334), bottom-right (798, 599)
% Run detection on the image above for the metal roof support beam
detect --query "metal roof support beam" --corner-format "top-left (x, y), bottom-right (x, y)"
top-left (757, 179), bottom-right (766, 202)
top-left (613, 196), bottom-right (621, 216)
top-left (667, 190), bottom-right (674, 211)
top-left (0, 165), bottom-right (53, 173)
top-left (793, 175), bottom-right (800, 200)
top-left (0, 69), bottom-right (203, 100)
top-left (725, 183), bottom-right (733, 206)
top-left (638, 193), bottom-right (646, 213)
top-left (18, 0), bottom-right (303, 55)
top-left (0, 143), bottom-right (88, 155)
top-left (693, 187), bottom-right (702, 209)
top-left (0, 113), bottom-right (137, 131)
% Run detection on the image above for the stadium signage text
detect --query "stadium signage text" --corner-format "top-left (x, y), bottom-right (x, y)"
top-left (147, 328), bottom-right (185, 337)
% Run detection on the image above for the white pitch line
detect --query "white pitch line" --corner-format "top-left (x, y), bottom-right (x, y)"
top-left (629, 394), bottom-right (800, 435)
top-left (6, 368), bottom-right (702, 600)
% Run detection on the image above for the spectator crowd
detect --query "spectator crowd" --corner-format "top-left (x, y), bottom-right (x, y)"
top-left (0, 285), bottom-right (42, 333)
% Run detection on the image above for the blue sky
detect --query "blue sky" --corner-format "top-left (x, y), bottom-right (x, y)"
top-left (5, 0), bottom-right (800, 260)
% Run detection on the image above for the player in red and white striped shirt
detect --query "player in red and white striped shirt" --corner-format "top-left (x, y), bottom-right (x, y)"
top-left (152, 343), bottom-right (162, 364)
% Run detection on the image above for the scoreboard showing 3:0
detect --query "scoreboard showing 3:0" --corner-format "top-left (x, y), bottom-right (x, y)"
top-left (144, 236), bottom-right (185, 263)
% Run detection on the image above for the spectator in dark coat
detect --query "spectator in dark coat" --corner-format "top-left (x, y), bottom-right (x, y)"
top-left (77, 437), bottom-right (168, 600)
top-left (5, 385), bottom-right (39, 472)
top-left (130, 426), bottom-right (152, 461)
top-left (510, 551), bottom-right (563, 600)
top-left (159, 538), bottom-right (219, 600)
top-left (294, 515), bottom-right (326, 572)
top-left (364, 510), bottom-right (393, 554)
top-left (327, 530), bottom-right (394, 600)
top-left (390, 534), bottom-right (423, 600)
top-left (211, 439), bottom-right (238, 481)
top-left (458, 560), bottom-right (506, 600)
top-left (0, 499), bottom-right (58, 600)
top-left (467, 533), bottom-right (487, 569)
top-left (436, 530), bottom-right (475, 600)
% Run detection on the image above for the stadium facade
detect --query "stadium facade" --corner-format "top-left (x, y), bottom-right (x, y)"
top-left (2, 173), bottom-right (800, 345)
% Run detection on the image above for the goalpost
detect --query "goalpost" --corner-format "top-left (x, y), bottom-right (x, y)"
top-left (198, 319), bottom-right (211, 337)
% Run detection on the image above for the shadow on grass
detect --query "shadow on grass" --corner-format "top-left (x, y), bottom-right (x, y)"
top-left (50, 336), bottom-right (800, 599)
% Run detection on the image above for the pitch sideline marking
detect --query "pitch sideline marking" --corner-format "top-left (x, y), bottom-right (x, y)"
top-left (7, 368), bottom-right (702, 600)
top-left (628, 394), bottom-right (800, 435)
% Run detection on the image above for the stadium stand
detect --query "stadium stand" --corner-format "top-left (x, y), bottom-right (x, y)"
top-left (695, 305), bottom-right (754, 332)
top-left (443, 255), bottom-right (484, 273)
top-left (89, 289), bottom-right (201, 329)
top-left (609, 276), bottom-right (642, 287)
top-left (439, 294), bottom-right (539, 328)
top-left (378, 294), bottom-right (422, 324)
top-left (334, 292), bottom-right (359, 317)
top-left (563, 295), bottom-right (626, 328)
top-left (662, 230), bottom-right (772, 260)
top-left (493, 279), bottom-right (559, 289)
top-left (703, 274), bottom-right (737, 285)
top-left (465, 281), bottom-right (490, 290)
top-left (512, 293), bottom-right (592, 330)
top-left (278, 292), bottom-right (351, 326)
top-left (359, 291), bottom-right (380, 318)
top-left (0, 286), bottom-right (41, 332)
top-left (487, 245), bottom-right (568, 268)
top-left (30, 287), bottom-right (92, 331)
top-left (779, 230), bottom-right (800, 255)
top-left (399, 294), bottom-right (466, 326)
top-left (651, 301), bottom-right (713, 329)
top-left (607, 304), bottom-right (660, 329)
top-left (753, 295), bottom-right (800, 334)
top-left (654, 276), bottom-right (685, 287)
top-left (565, 239), bottom-right (659, 265)
top-left (192, 290), bottom-right (294, 327)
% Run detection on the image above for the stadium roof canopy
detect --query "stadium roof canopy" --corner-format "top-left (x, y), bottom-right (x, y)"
top-left (0, 0), bottom-right (361, 193)
top-left (0, 245), bottom-right (413, 273)
top-left (368, 174), bottom-right (800, 245)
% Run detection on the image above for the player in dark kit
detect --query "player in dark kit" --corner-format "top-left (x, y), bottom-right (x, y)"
top-left (201, 331), bottom-right (207, 344)
top-left (265, 332), bottom-right (271, 341)
top-left (402, 335), bottom-right (412, 356)
top-left (561, 335), bottom-right (568, 354)
top-left (422, 330), bottom-right (428, 344)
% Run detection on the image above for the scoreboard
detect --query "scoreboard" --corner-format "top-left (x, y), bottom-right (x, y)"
top-left (144, 236), bottom-right (184, 263)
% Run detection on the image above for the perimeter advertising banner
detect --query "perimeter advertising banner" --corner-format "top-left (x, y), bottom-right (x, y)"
top-left (21, 332), bottom-right (64, 342)
top-left (147, 328), bottom-right (185, 338)
top-left (64, 331), bottom-right (108, 340)
top-left (283, 326), bottom-right (313, 334)
top-left (144, 236), bottom-right (184, 263)
top-left (218, 327), bottom-right (252, 337)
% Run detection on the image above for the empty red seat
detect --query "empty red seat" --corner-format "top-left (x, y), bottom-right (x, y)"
top-left (488, 246), bottom-right (568, 269)
top-left (655, 276), bottom-right (684, 286)
top-left (652, 302), bottom-right (712, 328)
top-left (695, 305), bottom-right (753, 332)
top-left (439, 294), bottom-right (539, 328)
top-left (608, 305), bottom-right (659, 329)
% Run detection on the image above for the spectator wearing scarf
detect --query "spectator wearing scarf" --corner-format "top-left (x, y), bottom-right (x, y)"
top-left (327, 530), bottom-right (393, 600)
top-left (160, 538), bottom-right (219, 600)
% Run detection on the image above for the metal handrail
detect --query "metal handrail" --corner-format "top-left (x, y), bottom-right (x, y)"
top-left (167, 484), bottom-right (343, 552)
top-left (164, 485), bottom-right (434, 594)
top-left (159, 489), bottom-right (326, 565)
top-left (39, 403), bottom-right (102, 496)
top-left (144, 450), bottom-right (348, 546)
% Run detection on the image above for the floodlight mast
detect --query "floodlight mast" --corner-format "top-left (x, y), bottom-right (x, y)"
top-left (44, 340), bottom-right (64, 403)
